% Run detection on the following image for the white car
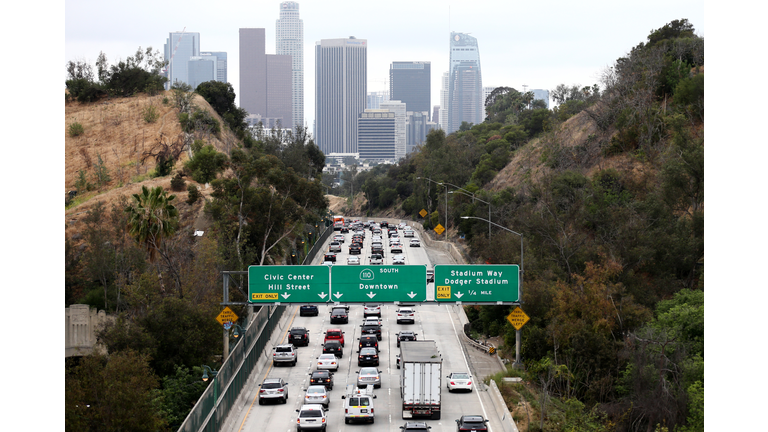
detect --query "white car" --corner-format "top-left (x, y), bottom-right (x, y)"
top-left (390, 243), bottom-right (403, 253)
top-left (369, 254), bottom-right (383, 265)
top-left (409, 239), bottom-right (421, 247)
top-left (356, 367), bottom-right (382, 388)
top-left (364, 304), bottom-right (381, 317)
top-left (333, 234), bottom-right (345, 243)
top-left (392, 254), bottom-right (405, 265)
top-left (403, 230), bottom-right (415, 237)
top-left (446, 372), bottom-right (473, 392)
top-left (396, 308), bottom-right (415, 324)
top-left (399, 222), bottom-right (407, 230)
top-left (347, 256), bottom-right (360, 265)
top-left (304, 385), bottom-right (330, 408)
top-left (317, 353), bottom-right (339, 371)
top-left (296, 404), bottom-right (328, 431)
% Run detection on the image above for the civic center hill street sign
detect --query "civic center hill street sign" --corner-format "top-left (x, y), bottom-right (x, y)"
top-left (434, 264), bottom-right (520, 303)
top-left (248, 265), bottom-right (331, 303)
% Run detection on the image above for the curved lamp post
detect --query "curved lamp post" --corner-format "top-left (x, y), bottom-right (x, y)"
top-left (201, 365), bottom-right (218, 382)
top-left (461, 216), bottom-right (525, 368)
top-left (416, 177), bottom-right (449, 239)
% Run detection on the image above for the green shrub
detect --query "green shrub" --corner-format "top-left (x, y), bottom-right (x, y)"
top-left (186, 184), bottom-right (201, 205)
top-left (68, 122), bottom-right (85, 137)
top-left (185, 145), bottom-right (227, 184)
top-left (170, 172), bottom-right (186, 191)
top-left (142, 104), bottom-right (159, 123)
top-left (162, 97), bottom-right (169, 105)
top-left (65, 78), bottom-right (105, 103)
top-left (75, 169), bottom-right (93, 193)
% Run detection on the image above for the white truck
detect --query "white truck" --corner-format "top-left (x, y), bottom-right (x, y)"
top-left (399, 340), bottom-right (442, 420)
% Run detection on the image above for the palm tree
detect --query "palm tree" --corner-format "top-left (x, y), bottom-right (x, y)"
top-left (125, 185), bottom-right (179, 262)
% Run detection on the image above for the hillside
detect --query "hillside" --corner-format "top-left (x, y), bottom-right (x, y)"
top-left (64, 91), bottom-right (232, 246)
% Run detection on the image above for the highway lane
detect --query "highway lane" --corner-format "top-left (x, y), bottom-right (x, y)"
top-left (227, 218), bottom-right (501, 432)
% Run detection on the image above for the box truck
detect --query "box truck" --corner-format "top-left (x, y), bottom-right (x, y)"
top-left (399, 340), bottom-right (442, 420)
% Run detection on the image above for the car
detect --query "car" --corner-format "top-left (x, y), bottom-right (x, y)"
top-left (289, 327), bottom-right (310, 346)
top-left (323, 253), bottom-right (336, 262)
top-left (340, 226), bottom-right (349, 233)
top-left (342, 385), bottom-right (377, 424)
top-left (308, 370), bottom-right (334, 390)
top-left (360, 319), bottom-right (382, 340)
top-left (426, 270), bottom-right (434, 283)
top-left (389, 233), bottom-right (400, 242)
top-left (446, 372), bottom-right (473, 392)
top-left (329, 242), bottom-right (342, 253)
top-left (456, 415), bottom-right (489, 432)
top-left (322, 260), bottom-right (334, 267)
top-left (388, 228), bottom-right (398, 238)
top-left (392, 254), bottom-right (406, 265)
top-left (369, 254), bottom-right (383, 265)
top-left (296, 404), bottom-right (328, 431)
top-left (347, 256), bottom-right (360, 265)
top-left (409, 239), bottom-right (421, 247)
top-left (404, 229), bottom-right (415, 237)
top-left (396, 354), bottom-right (401, 369)
top-left (324, 328), bottom-right (346, 346)
top-left (391, 243), bottom-right (404, 254)
top-left (363, 304), bottom-right (381, 317)
top-left (349, 243), bottom-right (362, 255)
top-left (333, 234), bottom-right (345, 243)
top-left (304, 385), bottom-right (330, 408)
top-left (398, 222), bottom-right (407, 230)
top-left (322, 340), bottom-right (344, 358)
top-left (273, 344), bottom-right (298, 366)
top-left (356, 367), bottom-right (383, 388)
top-left (371, 243), bottom-right (385, 255)
top-left (259, 377), bottom-right (289, 405)
top-left (396, 308), bottom-right (415, 324)
top-left (357, 347), bottom-right (380, 366)
top-left (300, 305), bottom-right (319, 316)
top-left (358, 335), bottom-right (379, 351)
top-left (396, 331), bottom-right (418, 347)
top-left (330, 307), bottom-right (349, 324)
top-left (400, 422), bottom-right (432, 432)
top-left (316, 353), bottom-right (339, 371)
top-left (380, 221), bottom-right (389, 228)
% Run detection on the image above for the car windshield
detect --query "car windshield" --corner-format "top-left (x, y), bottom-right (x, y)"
top-left (276, 346), bottom-right (292, 352)
top-left (307, 387), bottom-right (325, 395)
top-left (361, 348), bottom-right (376, 355)
top-left (291, 329), bottom-right (305, 334)
top-left (327, 331), bottom-right (341, 337)
top-left (300, 410), bottom-right (323, 418)
top-left (452, 373), bottom-right (470, 379)
top-left (262, 382), bottom-right (282, 389)
top-left (313, 371), bottom-right (329, 377)
top-left (360, 368), bottom-right (378, 375)
top-left (319, 355), bottom-right (335, 360)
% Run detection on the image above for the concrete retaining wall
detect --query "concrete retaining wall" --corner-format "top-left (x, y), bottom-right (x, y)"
top-left (489, 379), bottom-right (520, 432)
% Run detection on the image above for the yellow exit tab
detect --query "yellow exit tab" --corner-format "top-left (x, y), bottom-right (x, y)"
top-left (252, 293), bottom-right (279, 300)
top-left (436, 285), bottom-right (451, 299)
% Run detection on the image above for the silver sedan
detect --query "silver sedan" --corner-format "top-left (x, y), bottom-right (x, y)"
top-left (356, 367), bottom-right (382, 388)
top-left (304, 385), bottom-right (330, 408)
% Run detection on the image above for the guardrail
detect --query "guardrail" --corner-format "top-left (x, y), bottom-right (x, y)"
top-left (302, 224), bottom-right (333, 265)
top-left (177, 305), bottom-right (285, 432)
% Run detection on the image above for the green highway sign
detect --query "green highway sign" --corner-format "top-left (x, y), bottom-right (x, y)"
top-left (330, 265), bottom-right (427, 303)
top-left (248, 265), bottom-right (330, 303)
top-left (434, 264), bottom-right (520, 303)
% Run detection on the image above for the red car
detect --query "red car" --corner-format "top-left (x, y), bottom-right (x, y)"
top-left (324, 328), bottom-right (345, 347)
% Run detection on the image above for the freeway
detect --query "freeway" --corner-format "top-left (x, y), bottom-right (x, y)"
top-left (223, 219), bottom-right (509, 432)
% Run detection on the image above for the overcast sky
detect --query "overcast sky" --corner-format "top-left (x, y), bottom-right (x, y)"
top-left (65, 0), bottom-right (704, 129)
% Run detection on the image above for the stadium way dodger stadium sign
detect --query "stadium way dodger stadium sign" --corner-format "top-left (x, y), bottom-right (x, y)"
top-left (434, 264), bottom-right (519, 303)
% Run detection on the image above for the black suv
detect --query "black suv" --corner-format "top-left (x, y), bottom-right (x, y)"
top-left (349, 243), bottom-right (362, 254)
top-left (396, 331), bottom-right (418, 347)
top-left (358, 335), bottom-right (379, 351)
top-left (289, 327), bottom-right (310, 346)
top-left (357, 347), bottom-right (379, 366)
top-left (330, 307), bottom-right (349, 324)
top-left (300, 305), bottom-right (319, 316)
top-left (456, 416), bottom-right (488, 432)
top-left (360, 320), bottom-right (382, 340)
top-left (309, 370), bottom-right (334, 390)
top-left (322, 340), bottom-right (344, 357)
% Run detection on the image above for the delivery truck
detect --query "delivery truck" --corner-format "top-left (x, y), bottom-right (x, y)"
top-left (399, 340), bottom-right (442, 420)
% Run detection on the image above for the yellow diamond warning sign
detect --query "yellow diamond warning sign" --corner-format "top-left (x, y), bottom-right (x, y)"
top-left (419, 209), bottom-right (428, 218)
top-left (506, 307), bottom-right (530, 330)
top-left (434, 224), bottom-right (445, 235)
top-left (436, 285), bottom-right (451, 299)
top-left (216, 306), bottom-right (239, 326)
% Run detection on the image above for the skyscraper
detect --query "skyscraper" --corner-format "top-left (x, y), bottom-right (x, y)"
top-left (200, 51), bottom-right (227, 83)
top-left (187, 56), bottom-right (216, 90)
top-left (389, 61), bottom-right (431, 120)
top-left (276, 1), bottom-right (304, 130)
top-left (315, 37), bottom-right (367, 155)
top-left (532, 89), bottom-right (550, 109)
top-left (439, 72), bottom-right (449, 131)
top-left (380, 100), bottom-right (406, 160)
top-left (240, 28), bottom-right (293, 129)
top-left (358, 110), bottom-right (395, 161)
top-left (164, 32), bottom-right (200, 89)
top-left (447, 32), bottom-right (483, 134)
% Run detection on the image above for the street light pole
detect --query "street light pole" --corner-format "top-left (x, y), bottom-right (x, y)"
top-left (416, 177), bottom-right (449, 240)
top-left (461, 216), bottom-right (524, 368)
top-left (449, 190), bottom-right (492, 238)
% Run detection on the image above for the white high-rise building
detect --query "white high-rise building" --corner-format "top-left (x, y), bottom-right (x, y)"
top-left (532, 89), bottom-right (550, 109)
top-left (448, 32), bottom-right (483, 133)
top-left (380, 100), bottom-right (406, 160)
top-left (315, 37), bottom-right (367, 155)
top-left (439, 72), bottom-right (449, 131)
top-left (164, 32), bottom-right (200, 90)
top-left (276, 1), bottom-right (304, 130)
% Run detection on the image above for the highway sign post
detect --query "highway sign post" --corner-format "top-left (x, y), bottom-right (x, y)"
top-left (434, 264), bottom-right (520, 303)
top-left (248, 265), bottom-right (331, 303)
top-left (330, 265), bottom-right (427, 303)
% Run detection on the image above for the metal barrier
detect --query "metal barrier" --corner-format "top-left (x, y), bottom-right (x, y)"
top-left (302, 224), bottom-right (333, 265)
top-left (177, 305), bottom-right (285, 432)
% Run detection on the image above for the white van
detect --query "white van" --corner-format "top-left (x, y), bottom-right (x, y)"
top-left (341, 384), bottom-right (377, 424)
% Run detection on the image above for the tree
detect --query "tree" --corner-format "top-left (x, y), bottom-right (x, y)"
top-left (125, 186), bottom-right (179, 263)
top-left (185, 144), bottom-right (228, 184)
top-left (66, 351), bottom-right (166, 432)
